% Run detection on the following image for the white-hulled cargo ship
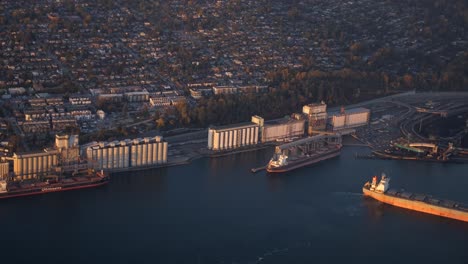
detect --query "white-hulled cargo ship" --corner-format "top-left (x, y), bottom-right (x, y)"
top-left (267, 143), bottom-right (342, 173)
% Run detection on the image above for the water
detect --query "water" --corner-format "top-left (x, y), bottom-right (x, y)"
top-left (1, 146), bottom-right (467, 264)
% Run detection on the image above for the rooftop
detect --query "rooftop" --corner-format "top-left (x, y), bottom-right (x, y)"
top-left (210, 122), bottom-right (258, 131)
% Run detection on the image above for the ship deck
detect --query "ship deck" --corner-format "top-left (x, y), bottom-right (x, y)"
top-left (364, 186), bottom-right (468, 212)
top-left (6, 174), bottom-right (107, 193)
top-left (267, 147), bottom-right (341, 173)
top-left (287, 145), bottom-right (340, 161)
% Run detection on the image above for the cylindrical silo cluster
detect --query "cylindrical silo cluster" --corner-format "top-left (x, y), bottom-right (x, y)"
top-left (12, 151), bottom-right (59, 181)
top-left (208, 123), bottom-right (259, 151)
top-left (86, 136), bottom-right (168, 170)
top-left (130, 138), bottom-right (168, 167)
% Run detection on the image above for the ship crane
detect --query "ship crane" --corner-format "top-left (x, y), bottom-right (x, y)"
top-left (439, 143), bottom-right (454, 161)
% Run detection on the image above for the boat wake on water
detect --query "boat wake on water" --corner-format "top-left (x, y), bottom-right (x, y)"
top-left (241, 241), bottom-right (313, 264)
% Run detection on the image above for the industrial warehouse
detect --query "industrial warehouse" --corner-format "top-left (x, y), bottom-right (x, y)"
top-left (207, 103), bottom-right (370, 152)
top-left (303, 102), bottom-right (328, 134)
top-left (327, 107), bottom-right (371, 131)
top-left (252, 115), bottom-right (305, 143)
top-left (0, 134), bottom-right (169, 182)
top-left (84, 136), bottom-right (168, 170)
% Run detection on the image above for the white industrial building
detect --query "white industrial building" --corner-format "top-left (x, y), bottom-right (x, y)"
top-left (85, 136), bottom-right (168, 170)
top-left (252, 115), bottom-right (305, 143)
top-left (10, 134), bottom-right (81, 180)
top-left (303, 102), bottom-right (328, 133)
top-left (328, 107), bottom-right (370, 131)
top-left (208, 123), bottom-right (259, 151)
top-left (12, 150), bottom-right (59, 180)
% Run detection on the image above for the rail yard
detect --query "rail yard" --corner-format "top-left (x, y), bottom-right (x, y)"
top-left (352, 92), bottom-right (468, 163)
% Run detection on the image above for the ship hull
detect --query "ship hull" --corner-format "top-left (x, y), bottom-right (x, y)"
top-left (0, 176), bottom-right (109, 200)
top-left (267, 148), bottom-right (340, 173)
top-left (363, 188), bottom-right (468, 222)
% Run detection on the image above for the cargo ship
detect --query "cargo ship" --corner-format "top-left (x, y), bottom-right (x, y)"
top-left (363, 174), bottom-right (468, 222)
top-left (0, 170), bottom-right (109, 199)
top-left (267, 143), bottom-right (342, 173)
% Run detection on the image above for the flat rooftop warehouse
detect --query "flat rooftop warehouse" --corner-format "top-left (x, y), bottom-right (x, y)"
top-left (328, 107), bottom-right (370, 116)
top-left (265, 117), bottom-right (303, 125)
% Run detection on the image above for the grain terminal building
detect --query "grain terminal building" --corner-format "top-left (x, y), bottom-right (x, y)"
top-left (252, 115), bottom-right (305, 143)
top-left (328, 107), bottom-right (370, 131)
top-left (10, 134), bottom-right (79, 181)
top-left (12, 150), bottom-right (59, 181)
top-left (84, 136), bottom-right (168, 170)
top-left (208, 123), bottom-right (259, 151)
top-left (302, 102), bottom-right (328, 134)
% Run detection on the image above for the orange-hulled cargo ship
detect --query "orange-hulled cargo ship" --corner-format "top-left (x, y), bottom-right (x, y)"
top-left (363, 174), bottom-right (468, 222)
top-left (0, 170), bottom-right (109, 199)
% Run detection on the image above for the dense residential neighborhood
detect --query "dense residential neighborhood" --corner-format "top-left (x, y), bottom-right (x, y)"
top-left (0, 0), bottom-right (466, 152)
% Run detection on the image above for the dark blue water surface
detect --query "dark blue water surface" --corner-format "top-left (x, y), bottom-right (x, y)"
top-left (1, 146), bottom-right (467, 264)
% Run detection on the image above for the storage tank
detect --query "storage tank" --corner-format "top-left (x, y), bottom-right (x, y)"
top-left (242, 128), bottom-right (247, 146)
top-left (153, 142), bottom-right (161, 164)
top-left (158, 143), bottom-right (163, 164)
top-left (0, 163), bottom-right (8, 180)
top-left (142, 143), bottom-right (148, 166)
top-left (254, 127), bottom-right (259, 144)
top-left (234, 129), bottom-right (239, 147)
top-left (28, 157), bottom-right (33, 176)
top-left (131, 145), bottom-right (137, 167)
top-left (162, 142), bottom-right (168, 163)
top-left (208, 129), bottom-right (214, 149)
top-left (123, 146), bottom-right (129, 168)
top-left (219, 132), bottom-right (225, 150)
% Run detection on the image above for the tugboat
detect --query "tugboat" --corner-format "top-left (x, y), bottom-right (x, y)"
top-left (363, 173), bottom-right (468, 222)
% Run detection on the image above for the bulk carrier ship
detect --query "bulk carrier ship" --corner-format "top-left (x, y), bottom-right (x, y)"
top-left (363, 174), bottom-right (468, 222)
top-left (0, 134), bottom-right (110, 200)
top-left (267, 134), bottom-right (342, 173)
top-left (0, 169), bottom-right (109, 199)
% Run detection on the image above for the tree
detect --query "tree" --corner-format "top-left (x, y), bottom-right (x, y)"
top-left (156, 118), bottom-right (165, 128)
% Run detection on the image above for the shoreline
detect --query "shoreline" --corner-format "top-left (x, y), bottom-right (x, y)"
top-left (107, 137), bottom-right (373, 175)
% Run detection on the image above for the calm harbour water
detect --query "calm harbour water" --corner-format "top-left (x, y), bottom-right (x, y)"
top-left (0, 146), bottom-right (467, 264)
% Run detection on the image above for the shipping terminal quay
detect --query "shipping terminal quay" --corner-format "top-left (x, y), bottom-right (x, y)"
top-left (1, 92), bottom-right (467, 205)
